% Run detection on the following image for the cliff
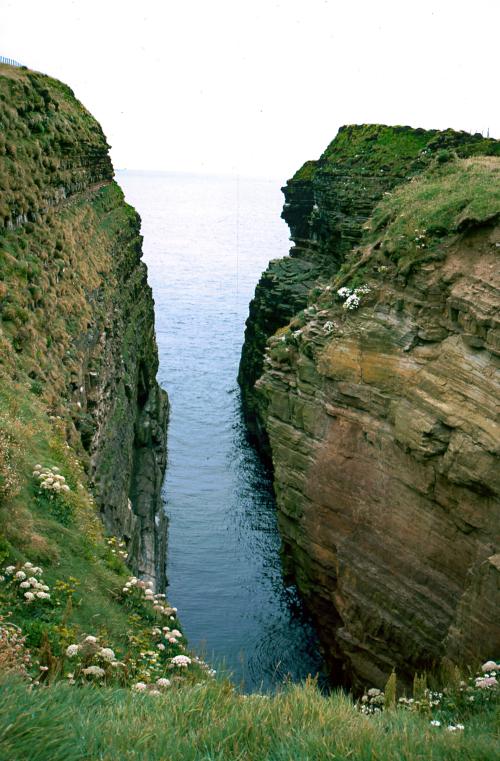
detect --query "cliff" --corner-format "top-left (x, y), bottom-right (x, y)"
top-left (240, 125), bottom-right (500, 688)
top-left (0, 64), bottom-right (168, 588)
top-left (239, 125), bottom-right (499, 453)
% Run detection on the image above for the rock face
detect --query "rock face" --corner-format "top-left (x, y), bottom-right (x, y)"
top-left (240, 125), bottom-right (500, 687)
top-left (239, 126), bottom-right (499, 451)
top-left (0, 65), bottom-right (168, 588)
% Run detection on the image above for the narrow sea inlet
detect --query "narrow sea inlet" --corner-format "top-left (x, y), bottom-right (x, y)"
top-left (118, 171), bottom-right (325, 691)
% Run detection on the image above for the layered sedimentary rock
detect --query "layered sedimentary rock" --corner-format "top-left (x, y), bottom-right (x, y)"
top-left (240, 125), bottom-right (500, 687)
top-left (239, 125), bottom-right (499, 450)
top-left (0, 65), bottom-right (168, 588)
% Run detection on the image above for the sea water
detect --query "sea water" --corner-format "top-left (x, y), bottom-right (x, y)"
top-left (118, 170), bottom-right (325, 691)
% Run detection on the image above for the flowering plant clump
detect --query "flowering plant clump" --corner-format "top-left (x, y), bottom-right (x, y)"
top-left (33, 465), bottom-right (71, 495)
top-left (120, 576), bottom-right (178, 619)
top-left (132, 677), bottom-right (172, 696)
top-left (414, 228), bottom-right (427, 250)
top-left (106, 536), bottom-right (128, 560)
top-left (124, 616), bottom-right (188, 684)
top-left (171, 654), bottom-right (191, 668)
top-left (63, 635), bottom-right (126, 685)
top-left (0, 615), bottom-right (33, 679)
top-left (2, 561), bottom-right (51, 604)
top-left (33, 464), bottom-right (74, 525)
top-left (357, 660), bottom-right (500, 729)
top-left (337, 284), bottom-right (371, 311)
top-left (359, 688), bottom-right (385, 715)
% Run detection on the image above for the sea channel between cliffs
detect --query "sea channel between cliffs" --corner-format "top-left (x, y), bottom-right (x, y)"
top-left (118, 170), bottom-right (327, 692)
top-left (0, 62), bottom-right (497, 700)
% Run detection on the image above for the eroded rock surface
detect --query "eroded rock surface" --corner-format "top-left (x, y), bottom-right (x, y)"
top-left (238, 125), bottom-right (499, 450)
top-left (240, 127), bottom-right (500, 687)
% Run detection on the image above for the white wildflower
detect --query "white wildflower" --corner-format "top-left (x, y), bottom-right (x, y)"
top-left (430, 720), bottom-right (441, 727)
top-left (475, 676), bottom-right (497, 688)
top-left (100, 648), bottom-right (115, 661)
top-left (344, 293), bottom-right (360, 310)
top-left (481, 660), bottom-right (498, 673)
top-left (337, 287), bottom-right (352, 299)
top-left (66, 644), bottom-right (79, 657)
top-left (24, 592), bottom-right (35, 601)
top-left (19, 581), bottom-right (31, 589)
top-left (133, 682), bottom-right (147, 691)
top-left (156, 678), bottom-right (171, 688)
top-left (15, 571), bottom-right (26, 581)
top-left (171, 655), bottom-right (191, 667)
top-left (84, 635), bottom-right (98, 644)
top-left (82, 666), bottom-right (105, 678)
top-left (4, 566), bottom-right (16, 575)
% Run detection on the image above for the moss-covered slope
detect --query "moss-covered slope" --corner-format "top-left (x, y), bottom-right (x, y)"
top-left (0, 64), bottom-right (168, 592)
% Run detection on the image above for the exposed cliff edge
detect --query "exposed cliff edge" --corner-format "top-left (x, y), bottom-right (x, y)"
top-left (239, 125), bottom-right (500, 687)
top-left (0, 64), bottom-right (168, 588)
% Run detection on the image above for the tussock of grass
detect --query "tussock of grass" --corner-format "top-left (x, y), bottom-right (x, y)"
top-left (0, 64), bottom-right (113, 228)
top-left (0, 677), bottom-right (498, 761)
top-left (368, 157), bottom-right (500, 264)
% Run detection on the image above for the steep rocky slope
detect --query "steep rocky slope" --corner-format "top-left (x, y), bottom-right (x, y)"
top-left (240, 126), bottom-right (500, 688)
top-left (239, 125), bottom-right (499, 453)
top-left (0, 64), bottom-right (168, 588)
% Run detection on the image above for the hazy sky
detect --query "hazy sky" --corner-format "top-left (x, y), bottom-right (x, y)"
top-left (1, 0), bottom-right (498, 180)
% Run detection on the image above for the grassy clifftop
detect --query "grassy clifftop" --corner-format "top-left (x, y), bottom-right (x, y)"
top-left (0, 63), bottom-right (112, 227)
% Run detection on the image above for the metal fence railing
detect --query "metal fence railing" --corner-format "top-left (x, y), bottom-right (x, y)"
top-left (0, 56), bottom-right (23, 67)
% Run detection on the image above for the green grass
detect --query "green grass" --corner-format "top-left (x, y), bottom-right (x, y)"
top-left (0, 64), bottom-right (113, 227)
top-left (291, 159), bottom-right (318, 182)
top-left (0, 388), bottom-right (193, 682)
top-left (0, 677), bottom-right (498, 761)
top-left (320, 124), bottom-right (500, 175)
top-left (367, 156), bottom-right (500, 269)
